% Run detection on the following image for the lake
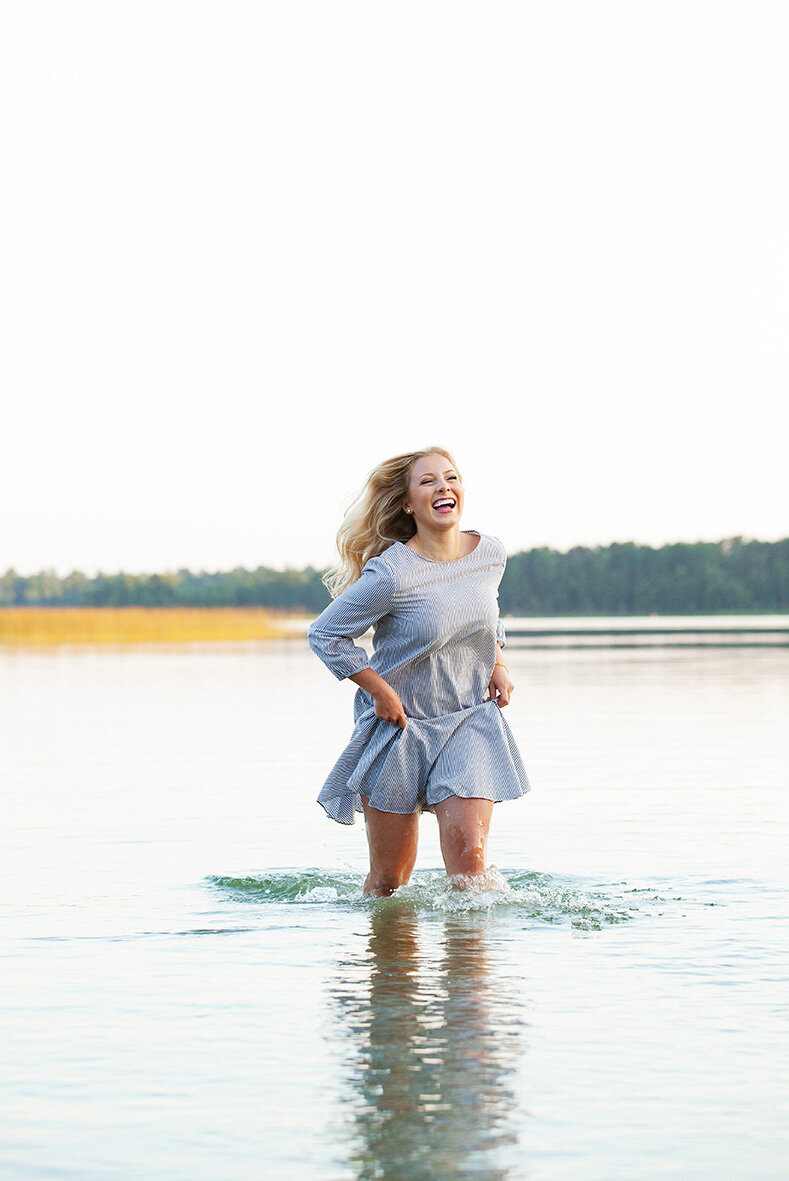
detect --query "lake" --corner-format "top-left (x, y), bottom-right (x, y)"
top-left (2, 625), bottom-right (788, 1179)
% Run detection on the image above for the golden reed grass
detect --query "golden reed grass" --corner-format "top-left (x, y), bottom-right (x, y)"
top-left (0, 607), bottom-right (296, 645)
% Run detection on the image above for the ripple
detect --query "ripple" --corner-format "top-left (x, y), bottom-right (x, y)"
top-left (207, 867), bottom-right (643, 929)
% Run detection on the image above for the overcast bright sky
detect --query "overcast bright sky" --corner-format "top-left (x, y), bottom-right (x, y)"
top-left (1, 0), bottom-right (786, 576)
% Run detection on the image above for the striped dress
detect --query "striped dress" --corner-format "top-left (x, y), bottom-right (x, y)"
top-left (308, 531), bottom-right (531, 825)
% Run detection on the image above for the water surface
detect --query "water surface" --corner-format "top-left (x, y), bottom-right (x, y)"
top-left (1, 634), bottom-right (788, 1178)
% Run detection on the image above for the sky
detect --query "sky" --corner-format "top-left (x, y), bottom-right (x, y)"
top-left (1, 0), bottom-right (787, 576)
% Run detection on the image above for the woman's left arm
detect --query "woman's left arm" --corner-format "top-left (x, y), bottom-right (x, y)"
top-left (490, 546), bottom-right (513, 705)
top-left (488, 641), bottom-right (515, 707)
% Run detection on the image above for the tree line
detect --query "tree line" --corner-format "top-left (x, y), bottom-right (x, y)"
top-left (1, 537), bottom-right (787, 615)
top-left (497, 537), bottom-right (788, 615)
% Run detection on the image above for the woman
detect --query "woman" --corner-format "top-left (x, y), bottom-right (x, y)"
top-left (308, 447), bottom-right (531, 896)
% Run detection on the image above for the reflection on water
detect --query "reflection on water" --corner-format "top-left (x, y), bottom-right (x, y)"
top-left (330, 906), bottom-right (527, 1180)
top-left (3, 642), bottom-right (788, 1179)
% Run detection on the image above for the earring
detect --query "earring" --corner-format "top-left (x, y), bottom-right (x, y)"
top-left (404, 508), bottom-right (411, 514)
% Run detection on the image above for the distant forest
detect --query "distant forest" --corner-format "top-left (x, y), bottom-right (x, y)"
top-left (2, 537), bottom-right (787, 615)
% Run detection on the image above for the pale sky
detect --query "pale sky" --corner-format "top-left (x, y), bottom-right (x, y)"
top-left (1, 0), bottom-right (787, 576)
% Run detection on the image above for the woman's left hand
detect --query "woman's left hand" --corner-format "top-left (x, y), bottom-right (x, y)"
top-left (488, 664), bottom-right (515, 707)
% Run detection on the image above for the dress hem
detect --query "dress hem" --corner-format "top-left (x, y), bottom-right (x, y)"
top-left (317, 781), bottom-right (532, 826)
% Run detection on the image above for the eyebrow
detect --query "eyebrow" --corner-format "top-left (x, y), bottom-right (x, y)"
top-left (418, 468), bottom-right (456, 477)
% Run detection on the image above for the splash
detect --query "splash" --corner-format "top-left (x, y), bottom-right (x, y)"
top-left (207, 867), bottom-right (642, 929)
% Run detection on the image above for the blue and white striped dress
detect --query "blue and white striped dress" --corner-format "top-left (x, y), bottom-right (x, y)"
top-left (308, 531), bottom-right (531, 825)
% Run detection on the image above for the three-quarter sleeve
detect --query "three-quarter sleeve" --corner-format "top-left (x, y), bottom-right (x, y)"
top-left (496, 617), bottom-right (506, 649)
top-left (308, 556), bottom-right (396, 680)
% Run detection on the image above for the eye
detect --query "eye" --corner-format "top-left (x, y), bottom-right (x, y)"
top-left (420, 478), bottom-right (434, 485)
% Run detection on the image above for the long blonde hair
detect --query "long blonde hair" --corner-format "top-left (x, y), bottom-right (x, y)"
top-left (324, 446), bottom-right (460, 596)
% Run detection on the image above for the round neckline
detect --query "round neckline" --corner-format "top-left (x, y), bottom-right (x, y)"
top-left (398, 531), bottom-right (482, 564)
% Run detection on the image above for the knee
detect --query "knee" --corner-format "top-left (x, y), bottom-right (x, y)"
top-left (455, 844), bottom-right (486, 876)
top-left (364, 870), bottom-right (410, 897)
top-left (443, 820), bottom-right (486, 873)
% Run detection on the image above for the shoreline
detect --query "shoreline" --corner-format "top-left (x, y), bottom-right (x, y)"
top-left (1, 607), bottom-right (787, 646)
top-left (0, 606), bottom-right (302, 645)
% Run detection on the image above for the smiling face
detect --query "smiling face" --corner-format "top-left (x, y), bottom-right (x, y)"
top-left (404, 453), bottom-right (464, 534)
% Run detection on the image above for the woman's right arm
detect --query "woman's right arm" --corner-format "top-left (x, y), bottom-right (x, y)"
top-left (308, 557), bottom-right (407, 728)
top-left (348, 667), bottom-right (407, 728)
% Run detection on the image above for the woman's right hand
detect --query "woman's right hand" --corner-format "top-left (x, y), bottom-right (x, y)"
top-left (372, 682), bottom-right (407, 729)
top-left (349, 668), bottom-right (407, 729)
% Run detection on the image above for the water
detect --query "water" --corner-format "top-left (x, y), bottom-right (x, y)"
top-left (2, 634), bottom-right (788, 1178)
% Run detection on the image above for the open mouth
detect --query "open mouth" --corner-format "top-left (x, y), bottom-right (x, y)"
top-left (432, 498), bottom-right (456, 512)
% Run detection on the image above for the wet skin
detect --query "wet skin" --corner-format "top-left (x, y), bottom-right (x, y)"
top-left (361, 795), bottom-right (495, 897)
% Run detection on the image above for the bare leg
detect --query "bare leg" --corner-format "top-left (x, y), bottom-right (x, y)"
top-left (434, 796), bottom-right (494, 884)
top-left (360, 796), bottom-right (420, 897)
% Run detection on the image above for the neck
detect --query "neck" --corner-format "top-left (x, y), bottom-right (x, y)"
top-left (409, 526), bottom-right (464, 561)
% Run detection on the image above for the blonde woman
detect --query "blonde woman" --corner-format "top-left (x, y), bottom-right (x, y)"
top-left (308, 448), bottom-right (531, 896)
